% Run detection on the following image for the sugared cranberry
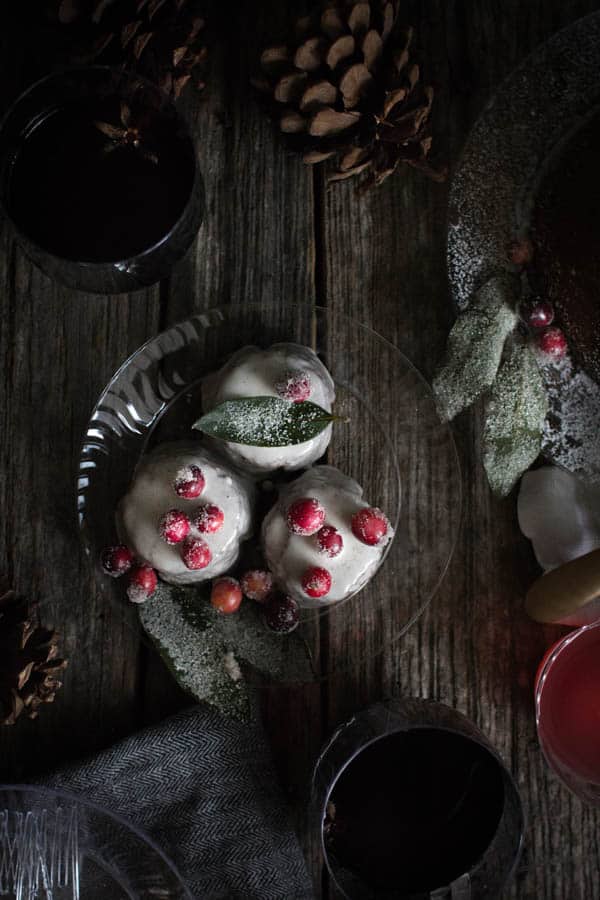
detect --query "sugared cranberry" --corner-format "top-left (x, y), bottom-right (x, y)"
top-left (240, 569), bottom-right (274, 603)
top-left (520, 298), bottom-right (555, 329)
top-left (264, 594), bottom-right (300, 634)
top-left (126, 565), bottom-right (157, 603)
top-left (507, 238), bottom-right (533, 266)
top-left (351, 507), bottom-right (389, 546)
top-left (537, 326), bottom-right (568, 360)
top-left (211, 577), bottom-right (243, 615)
top-left (194, 503), bottom-right (225, 534)
top-left (275, 370), bottom-right (312, 403)
top-left (286, 497), bottom-right (325, 535)
top-left (316, 525), bottom-right (343, 558)
top-left (181, 536), bottom-right (212, 570)
top-left (173, 464), bottom-right (205, 499)
top-left (101, 544), bottom-right (134, 577)
top-left (301, 566), bottom-right (332, 599)
top-left (159, 509), bottom-right (190, 544)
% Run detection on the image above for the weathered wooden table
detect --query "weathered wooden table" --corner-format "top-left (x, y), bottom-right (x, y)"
top-left (1, 2), bottom-right (599, 897)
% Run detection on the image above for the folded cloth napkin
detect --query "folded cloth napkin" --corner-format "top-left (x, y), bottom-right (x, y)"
top-left (40, 705), bottom-right (315, 900)
top-left (517, 466), bottom-right (600, 571)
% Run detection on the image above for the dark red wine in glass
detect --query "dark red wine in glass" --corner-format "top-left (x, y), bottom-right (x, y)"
top-left (0, 68), bottom-right (203, 294)
top-left (313, 700), bottom-right (524, 899)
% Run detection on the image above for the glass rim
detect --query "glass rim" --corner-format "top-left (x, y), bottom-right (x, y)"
top-left (0, 782), bottom-right (194, 897)
top-left (534, 619), bottom-right (600, 724)
top-left (0, 64), bottom-right (201, 270)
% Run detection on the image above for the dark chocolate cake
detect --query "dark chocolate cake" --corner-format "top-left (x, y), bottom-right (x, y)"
top-left (532, 112), bottom-right (600, 382)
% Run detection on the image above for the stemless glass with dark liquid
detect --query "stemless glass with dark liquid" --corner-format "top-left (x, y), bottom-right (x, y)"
top-left (313, 699), bottom-right (524, 899)
top-left (0, 67), bottom-right (203, 293)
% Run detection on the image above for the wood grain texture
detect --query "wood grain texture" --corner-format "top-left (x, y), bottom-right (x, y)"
top-left (0, 7), bottom-right (163, 775)
top-left (152, 0), bottom-right (326, 886)
top-left (1, 1), bottom-right (600, 898)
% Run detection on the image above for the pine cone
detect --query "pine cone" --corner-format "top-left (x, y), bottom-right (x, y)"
top-left (50, 0), bottom-right (209, 100)
top-left (253, 1), bottom-right (445, 187)
top-left (0, 578), bottom-right (67, 726)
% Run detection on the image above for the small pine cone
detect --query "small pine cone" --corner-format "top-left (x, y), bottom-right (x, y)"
top-left (50, 0), bottom-right (209, 101)
top-left (253, 0), bottom-right (445, 188)
top-left (0, 577), bottom-right (67, 726)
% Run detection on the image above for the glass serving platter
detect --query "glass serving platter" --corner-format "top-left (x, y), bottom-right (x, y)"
top-left (78, 304), bottom-right (461, 710)
top-left (447, 10), bottom-right (600, 483)
top-left (0, 785), bottom-right (191, 899)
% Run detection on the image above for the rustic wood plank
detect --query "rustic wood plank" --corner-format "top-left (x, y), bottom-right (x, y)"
top-left (0, 235), bottom-right (162, 775)
top-left (144, 0), bottom-right (326, 890)
top-left (0, 7), bottom-right (162, 775)
top-left (322, 2), bottom-right (600, 898)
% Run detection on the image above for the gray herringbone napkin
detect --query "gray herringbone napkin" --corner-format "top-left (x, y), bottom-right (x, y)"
top-left (41, 706), bottom-right (315, 900)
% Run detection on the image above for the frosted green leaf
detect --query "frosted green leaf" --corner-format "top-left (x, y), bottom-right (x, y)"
top-left (139, 582), bottom-right (315, 721)
top-left (193, 397), bottom-right (339, 446)
top-left (433, 274), bottom-right (519, 421)
top-left (483, 341), bottom-right (548, 498)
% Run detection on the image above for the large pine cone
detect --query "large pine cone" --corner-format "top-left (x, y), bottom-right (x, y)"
top-left (49, 0), bottom-right (209, 100)
top-left (0, 578), bottom-right (67, 726)
top-left (254, 0), bottom-right (444, 187)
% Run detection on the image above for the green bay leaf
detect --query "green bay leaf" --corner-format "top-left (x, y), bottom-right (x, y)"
top-left (138, 582), bottom-right (315, 721)
top-left (433, 273), bottom-right (519, 421)
top-left (483, 341), bottom-right (548, 498)
top-left (193, 396), bottom-right (339, 447)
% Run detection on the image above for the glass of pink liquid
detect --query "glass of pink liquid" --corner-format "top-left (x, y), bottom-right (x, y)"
top-left (535, 620), bottom-right (600, 804)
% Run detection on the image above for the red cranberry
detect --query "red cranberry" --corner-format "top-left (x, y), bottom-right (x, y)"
top-left (211, 577), bottom-right (243, 615)
top-left (351, 507), bottom-right (389, 546)
top-left (159, 509), bottom-right (191, 545)
top-left (181, 536), bottom-right (212, 570)
top-left (537, 326), bottom-right (568, 360)
top-left (194, 504), bottom-right (225, 534)
top-left (264, 594), bottom-right (300, 634)
top-left (275, 370), bottom-right (312, 403)
top-left (126, 565), bottom-right (157, 603)
top-left (301, 566), bottom-right (332, 599)
top-left (101, 544), bottom-right (134, 577)
top-left (240, 569), bottom-right (274, 603)
top-left (316, 525), bottom-right (343, 558)
top-left (520, 298), bottom-right (555, 329)
top-left (286, 497), bottom-right (325, 535)
top-left (173, 464), bottom-right (205, 499)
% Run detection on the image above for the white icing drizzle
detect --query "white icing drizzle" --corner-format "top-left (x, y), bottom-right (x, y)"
top-left (118, 441), bottom-right (254, 585)
top-left (262, 466), bottom-right (393, 608)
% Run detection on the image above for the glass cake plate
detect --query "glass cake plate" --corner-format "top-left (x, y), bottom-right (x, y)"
top-left (0, 785), bottom-right (191, 899)
top-left (78, 305), bottom-right (460, 713)
top-left (447, 10), bottom-right (600, 484)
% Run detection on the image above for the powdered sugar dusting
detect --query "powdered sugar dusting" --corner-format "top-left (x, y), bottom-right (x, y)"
top-left (127, 583), bottom-right (150, 604)
top-left (275, 370), bottom-right (312, 403)
top-left (223, 650), bottom-right (242, 682)
top-left (542, 355), bottom-right (600, 484)
top-left (138, 581), bottom-right (315, 719)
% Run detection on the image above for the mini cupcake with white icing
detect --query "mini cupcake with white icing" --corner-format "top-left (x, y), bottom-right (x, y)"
top-left (262, 466), bottom-right (393, 608)
top-left (201, 343), bottom-right (335, 475)
top-left (117, 442), bottom-right (254, 587)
